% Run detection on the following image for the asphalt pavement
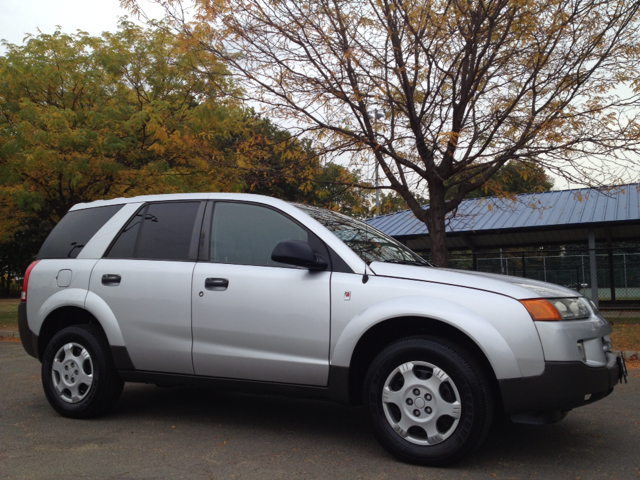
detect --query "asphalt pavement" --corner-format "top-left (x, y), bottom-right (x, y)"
top-left (1, 342), bottom-right (638, 480)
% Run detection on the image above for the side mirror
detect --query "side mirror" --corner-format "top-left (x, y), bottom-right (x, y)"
top-left (271, 240), bottom-right (328, 270)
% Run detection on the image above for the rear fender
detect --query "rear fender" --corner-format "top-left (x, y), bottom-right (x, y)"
top-left (32, 288), bottom-right (87, 335)
top-left (33, 289), bottom-right (126, 348)
top-left (83, 291), bottom-right (126, 347)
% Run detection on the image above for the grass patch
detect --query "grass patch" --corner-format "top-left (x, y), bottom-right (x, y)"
top-left (0, 302), bottom-right (19, 331)
top-left (609, 324), bottom-right (640, 352)
top-left (603, 317), bottom-right (640, 325)
top-left (601, 315), bottom-right (640, 349)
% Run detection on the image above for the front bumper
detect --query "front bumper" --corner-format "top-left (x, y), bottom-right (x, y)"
top-left (499, 352), bottom-right (621, 418)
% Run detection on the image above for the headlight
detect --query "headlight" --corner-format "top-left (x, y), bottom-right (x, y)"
top-left (520, 297), bottom-right (590, 321)
top-left (550, 298), bottom-right (590, 319)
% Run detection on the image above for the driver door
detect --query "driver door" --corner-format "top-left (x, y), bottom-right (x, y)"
top-left (191, 201), bottom-right (331, 386)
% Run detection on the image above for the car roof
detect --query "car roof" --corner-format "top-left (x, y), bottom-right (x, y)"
top-left (69, 193), bottom-right (288, 211)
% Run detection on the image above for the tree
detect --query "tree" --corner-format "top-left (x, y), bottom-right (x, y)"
top-left (449, 160), bottom-right (554, 199)
top-left (0, 21), bottom-right (319, 289)
top-left (0, 216), bottom-right (49, 296)
top-left (0, 20), bottom-right (231, 231)
top-left (0, 19), bottom-right (322, 224)
top-left (310, 162), bottom-right (375, 217)
top-left (126, 0), bottom-right (640, 265)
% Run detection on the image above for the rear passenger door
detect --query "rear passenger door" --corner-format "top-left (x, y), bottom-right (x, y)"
top-left (89, 201), bottom-right (205, 374)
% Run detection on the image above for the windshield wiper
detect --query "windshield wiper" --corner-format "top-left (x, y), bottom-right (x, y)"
top-left (382, 259), bottom-right (430, 267)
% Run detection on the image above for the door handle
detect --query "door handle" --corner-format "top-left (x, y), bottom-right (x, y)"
top-left (204, 278), bottom-right (229, 290)
top-left (102, 274), bottom-right (121, 286)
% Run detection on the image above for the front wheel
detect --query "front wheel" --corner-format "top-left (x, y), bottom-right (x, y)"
top-left (363, 337), bottom-right (494, 466)
top-left (41, 325), bottom-right (124, 419)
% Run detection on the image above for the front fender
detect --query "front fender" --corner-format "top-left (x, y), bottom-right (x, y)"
top-left (331, 295), bottom-right (531, 380)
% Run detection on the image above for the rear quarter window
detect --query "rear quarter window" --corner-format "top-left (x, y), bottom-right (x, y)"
top-left (37, 205), bottom-right (124, 259)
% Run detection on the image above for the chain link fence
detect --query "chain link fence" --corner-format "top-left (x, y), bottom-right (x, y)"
top-left (449, 246), bottom-right (640, 320)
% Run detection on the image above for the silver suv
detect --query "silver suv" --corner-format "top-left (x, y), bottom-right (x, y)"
top-left (18, 193), bottom-right (626, 466)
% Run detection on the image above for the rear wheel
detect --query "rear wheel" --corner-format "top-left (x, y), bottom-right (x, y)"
top-left (363, 337), bottom-right (493, 466)
top-left (42, 325), bottom-right (124, 418)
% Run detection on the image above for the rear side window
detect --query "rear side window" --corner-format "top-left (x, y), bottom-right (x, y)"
top-left (106, 208), bottom-right (144, 259)
top-left (138, 202), bottom-right (201, 261)
top-left (107, 201), bottom-right (202, 261)
top-left (37, 205), bottom-right (123, 259)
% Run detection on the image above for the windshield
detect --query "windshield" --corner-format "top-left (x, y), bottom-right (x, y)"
top-left (293, 203), bottom-right (429, 266)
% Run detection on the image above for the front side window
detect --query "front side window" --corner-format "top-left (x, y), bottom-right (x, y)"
top-left (294, 203), bottom-right (428, 265)
top-left (107, 202), bottom-right (202, 261)
top-left (210, 202), bottom-right (308, 267)
top-left (38, 205), bottom-right (124, 259)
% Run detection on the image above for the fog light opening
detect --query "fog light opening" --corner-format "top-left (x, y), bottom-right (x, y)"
top-left (577, 341), bottom-right (587, 362)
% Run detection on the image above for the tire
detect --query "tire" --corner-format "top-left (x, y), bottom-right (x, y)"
top-left (41, 325), bottom-right (124, 419)
top-left (363, 337), bottom-right (494, 466)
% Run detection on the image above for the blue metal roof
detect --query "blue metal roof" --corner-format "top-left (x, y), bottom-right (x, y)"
top-left (367, 184), bottom-right (640, 238)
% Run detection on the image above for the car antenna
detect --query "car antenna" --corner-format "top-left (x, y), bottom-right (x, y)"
top-left (362, 216), bottom-right (372, 284)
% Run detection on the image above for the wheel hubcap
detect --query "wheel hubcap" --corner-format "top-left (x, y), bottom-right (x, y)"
top-left (51, 342), bottom-right (94, 403)
top-left (381, 361), bottom-right (461, 446)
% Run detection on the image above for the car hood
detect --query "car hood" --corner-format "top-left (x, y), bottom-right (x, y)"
top-left (369, 262), bottom-right (581, 300)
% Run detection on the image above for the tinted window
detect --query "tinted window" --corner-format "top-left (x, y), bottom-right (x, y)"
top-left (106, 207), bottom-right (144, 259)
top-left (38, 205), bottom-right (123, 259)
top-left (211, 203), bottom-right (308, 267)
top-left (136, 202), bottom-right (201, 261)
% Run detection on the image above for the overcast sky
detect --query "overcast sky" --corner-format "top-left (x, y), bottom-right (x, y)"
top-left (0, 0), bottom-right (165, 51)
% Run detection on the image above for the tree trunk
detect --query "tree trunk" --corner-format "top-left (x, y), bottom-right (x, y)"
top-left (424, 191), bottom-right (450, 268)
top-left (399, 181), bottom-right (451, 268)
top-left (1, 273), bottom-right (8, 297)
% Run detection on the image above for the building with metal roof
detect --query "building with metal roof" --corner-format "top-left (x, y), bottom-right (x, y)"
top-left (366, 184), bottom-right (640, 307)
top-left (368, 184), bottom-right (640, 251)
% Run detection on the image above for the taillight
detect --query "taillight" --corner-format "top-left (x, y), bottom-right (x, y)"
top-left (21, 260), bottom-right (39, 302)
